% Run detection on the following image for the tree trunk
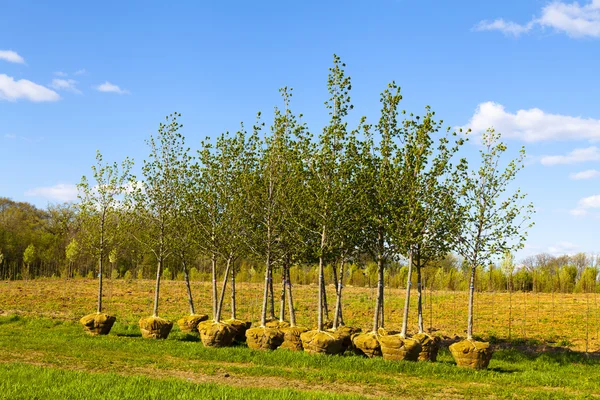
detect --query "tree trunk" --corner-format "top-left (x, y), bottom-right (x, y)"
top-left (182, 259), bottom-right (195, 315)
top-left (373, 251), bottom-right (385, 332)
top-left (400, 250), bottom-right (413, 338)
top-left (279, 265), bottom-right (286, 322)
top-left (321, 274), bottom-right (329, 321)
top-left (260, 252), bottom-right (271, 327)
top-left (268, 265), bottom-right (276, 320)
top-left (211, 253), bottom-right (217, 319)
top-left (215, 256), bottom-right (232, 322)
top-left (152, 257), bottom-right (162, 317)
top-left (467, 264), bottom-right (476, 340)
top-left (333, 257), bottom-right (345, 329)
top-left (97, 255), bottom-right (103, 314)
top-left (317, 225), bottom-right (326, 331)
top-left (417, 262), bottom-right (424, 334)
top-left (286, 266), bottom-right (296, 327)
top-left (231, 261), bottom-right (237, 320)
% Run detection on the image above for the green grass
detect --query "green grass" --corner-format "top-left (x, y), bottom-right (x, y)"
top-left (0, 363), bottom-right (359, 400)
top-left (2, 315), bottom-right (600, 399)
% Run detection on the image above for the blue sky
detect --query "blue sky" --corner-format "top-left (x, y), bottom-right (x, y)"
top-left (1, 0), bottom-right (600, 260)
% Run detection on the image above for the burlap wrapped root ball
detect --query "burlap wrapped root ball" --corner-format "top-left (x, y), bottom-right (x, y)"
top-left (449, 339), bottom-right (493, 369)
top-left (139, 316), bottom-right (173, 339)
top-left (413, 333), bottom-right (441, 362)
top-left (197, 321), bottom-right (236, 348)
top-left (378, 334), bottom-right (421, 361)
top-left (224, 319), bottom-right (252, 343)
top-left (265, 320), bottom-right (291, 329)
top-left (279, 326), bottom-right (308, 351)
top-left (351, 332), bottom-right (381, 358)
top-left (300, 330), bottom-right (344, 355)
top-left (80, 313), bottom-right (116, 335)
top-left (176, 314), bottom-right (208, 334)
top-left (330, 326), bottom-right (362, 353)
top-left (245, 327), bottom-right (284, 350)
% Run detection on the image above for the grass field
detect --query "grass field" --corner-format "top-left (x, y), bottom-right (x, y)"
top-left (2, 278), bottom-right (600, 399)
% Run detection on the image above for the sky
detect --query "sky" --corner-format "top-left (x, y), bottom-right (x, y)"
top-left (1, 0), bottom-right (600, 261)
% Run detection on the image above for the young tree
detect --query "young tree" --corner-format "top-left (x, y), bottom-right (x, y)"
top-left (129, 113), bottom-right (187, 339)
top-left (77, 150), bottom-right (132, 335)
top-left (244, 88), bottom-right (309, 350)
top-left (392, 106), bottom-right (464, 361)
top-left (450, 129), bottom-right (534, 369)
top-left (300, 55), bottom-right (359, 355)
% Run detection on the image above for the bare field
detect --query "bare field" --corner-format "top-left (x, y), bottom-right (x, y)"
top-left (1, 278), bottom-right (599, 351)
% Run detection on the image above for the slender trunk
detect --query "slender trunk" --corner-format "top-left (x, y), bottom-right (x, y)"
top-left (321, 274), bottom-right (329, 321)
top-left (211, 253), bottom-right (217, 319)
top-left (260, 251), bottom-right (271, 327)
top-left (417, 262), bottom-right (424, 334)
top-left (317, 225), bottom-right (326, 331)
top-left (215, 256), bottom-right (232, 322)
top-left (286, 266), bottom-right (296, 327)
top-left (231, 260), bottom-right (237, 320)
top-left (97, 255), bottom-right (103, 313)
top-left (400, 249), bottom-right (413, 338)
top-left (268, 265), bottom-right (276, 320)
top-left (182, 259), bottom-right (195, 315)
top-left (333, 258), bottom-right (345, 329)
top-left (373, 251), bottom-right (385, 332)
top-left (152, 257), bottom-right (162, 317)
top-left (279, 265), bottom-right (286, 322)
top-left (97, 220), bottom-right (105, 314)
top-left (466, 264), bottom-right (476, 340)
top-left (318, 255), bottom-right (325, 331)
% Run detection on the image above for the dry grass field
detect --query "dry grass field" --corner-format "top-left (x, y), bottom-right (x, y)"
top-left (2, 277), bottom-right (599, 352)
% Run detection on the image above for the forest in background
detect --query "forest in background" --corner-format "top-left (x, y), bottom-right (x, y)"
top-left (1, 195), bottom-right (597, 294)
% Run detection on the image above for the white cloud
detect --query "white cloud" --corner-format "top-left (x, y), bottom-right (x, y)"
top-left (0, 50), bottom-right (25, 64)
top-left (95, 81), bottom-right (129, 94)
top-left (74, 69), bottom-right (87, 76)
top-left (4, 133), bottom-right (16, 139)
top-left (578, 194), bottom-right (600, 208)
top-left (54, 71), bottom-right (68, 77)
top-left (475, 0), bottom-right (600, 38)
top-left (0, 74), bottom-right (60, 102)
top-left (462, 102), bottom-right (600, 142)
top-left (541, 146), bottom-right (600, 165)
top-left (570, 193), bottom-right (600, 216)
top-left (474, 19), bottom-right (534, 36)
top-left (570, 169), bottom-right (600, 180)
top-left (50, 78), bottom-right (82, 94)
top-left (25, 184), bottom-right (78, 202)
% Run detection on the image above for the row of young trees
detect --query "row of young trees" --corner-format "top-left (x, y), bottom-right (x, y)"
top-left (71, 55), bottom-right (533, 358)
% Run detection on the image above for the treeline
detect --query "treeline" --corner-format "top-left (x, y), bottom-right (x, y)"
top-left (1, 196), bottom-right (596, 293)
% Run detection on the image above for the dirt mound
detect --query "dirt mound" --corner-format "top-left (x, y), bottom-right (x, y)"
top-left (413, 333), bottom-right (441, 362)
top-left (139, 316), bottom-right (173, 339)
top-left (279, 326), bottom-right (309, 351)
top-left (79, 313), bottom-right (116, 335)
top-left (330, 326), bottom-right (362, 353)
top-left (246, 327), bottom-right (284, 350)
top-left (300, 330), bottom-right (344, 355)
top-left (176, 314), bottom-right (208, 334)
top-left (224, 319), bottom-right (252, 342)
top-left (449, 339), bottom-right (493, 369)
top-left (351, 332), bottom-right (381, 358)
top-left (197, 321), bottom-right (236, 347)
top-left (378, 334), bottom-right (421, 361)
